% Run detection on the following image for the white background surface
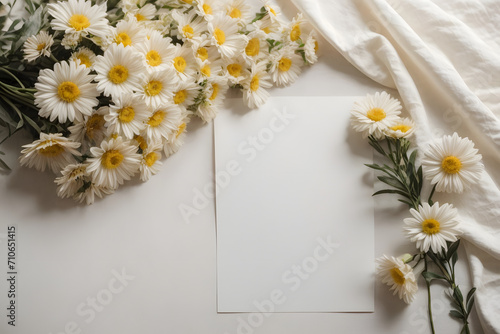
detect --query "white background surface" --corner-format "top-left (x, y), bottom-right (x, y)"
top-left (0, 1), bottom-right (484, 332)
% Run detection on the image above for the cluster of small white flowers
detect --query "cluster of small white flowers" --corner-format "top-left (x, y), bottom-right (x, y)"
top-left (19, 0), bottom-right (318, 204)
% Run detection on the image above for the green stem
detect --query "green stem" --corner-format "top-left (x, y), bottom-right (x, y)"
top-left (424, 256), bottom-right (436, 334)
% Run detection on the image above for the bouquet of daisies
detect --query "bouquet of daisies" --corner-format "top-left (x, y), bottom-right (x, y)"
top-left (0, 0), bottom-right (318, 204)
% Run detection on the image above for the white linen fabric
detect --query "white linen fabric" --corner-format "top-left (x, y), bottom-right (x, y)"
top-left (290, 0), bottom-right (500, 333)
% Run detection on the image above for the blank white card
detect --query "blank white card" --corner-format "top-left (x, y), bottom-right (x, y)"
top-left (215, 97), bottom-right (374, 312)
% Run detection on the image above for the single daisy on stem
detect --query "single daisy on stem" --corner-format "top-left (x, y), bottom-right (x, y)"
top-left (376, 254), bottom-right (418, 304)
top-left (23, 31), bottom-right (54, 62)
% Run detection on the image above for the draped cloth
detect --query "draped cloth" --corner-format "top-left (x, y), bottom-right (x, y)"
top-left (290, 0), bottom-right (500, 332)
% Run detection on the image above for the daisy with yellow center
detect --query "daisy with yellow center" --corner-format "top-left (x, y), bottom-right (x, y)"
top-left (404, 202), bottom-right (461, 253)
top-left (55, 163), bottom-right (89, 200)
top-left (164, 117), bottom-right (190, 158)
top-left (135, 30), bottom-right (176, 73)
top-left (128, 4), bottom-right (157, 22)
top-left (105, 95), bottom-right (149, 139)
top-left (303, 31), bottom-right (319, 65)
top-left (23, 31), bottom-right (54, 62)
top-left (269, 46), bottom-right (302, 86)
top-left (224, 0), bottom-right (251, 22)
top-left (422, 132), bottom-right (484, 193)
top-left (138, 70), bottom-right (175, 109)
top-left (35, 60), bottom-right (98, 123)
top-left (139, 141), bottom-right (163, 182)
top-left (208, 14), bottom-right (247, 59)
top-left (241, 27), bottom-right (268, 63)
top-left (69, 47), bottom-right (96, 69)
top-left (48, 0), bottom-right (109, 39)
top-left (287, 13), bottom-right (304, 43)
top-left (385, 117), bottom-right (415, 138)
top-left (350, 91), bottom-right (402, 139)
top-left (171, 81), bottom-right (200, 112)
top-left (68, 106), bottom-right (108, 153)
top-left (112, 17), bottom-right (147, 48)
top-left (144, 104), bottom-right (183, 142)
top-left (170, 44), bottom-right (197, 82)
top-left (94, 43), bottom-right (145, 98)
top-left (87, 136), bottom-right (141, 189)
top-left (242, 61), bottom-right (272, 109)
top-left (223, 57), bottom-right (248, 85)
top-left (196, 0), bottom-right (218, 21)
top-left (19, 133), bottom-right (82, 174)
top-left (262, 0), bottom-right (281, 23)
top-left (376, 255), bottom-right (418, 304)
top-left (172, 10), bottom-right (207, 44)
top-left (197, 79), bottom-right (229, 122)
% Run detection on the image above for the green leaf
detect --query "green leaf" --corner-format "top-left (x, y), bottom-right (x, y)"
top-left (452, 251), bottom-right (458, 268)
top-left (422, 271), bottom-right (446, 282)
top-left (372, 189), bottom-right (410, 198)
top-left (466, 287), bottom-right (476, 303)
top-left (467, 296), bottom-right (475, 315)
top-left (450, 310), bottom-right (465, 320)
top-left (446, 239), bottom-right (460, 261)
top-left (397, 199), bottom-right (413, 207)
top-left (377, 176), bottom-right (406, 191)
top-left (454, 286), bottom-right (464, 303)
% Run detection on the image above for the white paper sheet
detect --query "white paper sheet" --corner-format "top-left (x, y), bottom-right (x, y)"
top-left (215, 96), bottom-right (374, 312)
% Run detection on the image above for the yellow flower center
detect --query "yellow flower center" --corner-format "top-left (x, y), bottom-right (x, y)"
top-left (181, 0), bottom-right (193, 3)
top-left (197, 47), bottom-right (208, 61)
top-left (108, 65), bottom-right (129, 84)
top-left (37, 43), bottom-right (46, 51)
top-left (173, 56), bottom-right (187, 73)
top-left (174, 90), bottom-right (187, 104)
top-left (290, 24), bottom-right (301, 42)
top-left (176, 122), bottom-right (186, 139)
top-left (69, 14), bottom-right (90, 31)
top-left (70, 165), bottom-right (86, 179)
top-left (201, 64), bottom-right (211, 77)
top-left (203, 4), bottom-right (212, 14)
top-left (144, 152), bottom-right (158, 167)
top-left (245, 38), bottom-right (260, 57)
top-left (209, 83), bottom-right (219, 100)
top-left (227, 63), bottom-right (242, 77)
top-left (366, 108), bottom-right (386, 122)
top-left (390, 268), bottom-right (405, 285)
top-left (268, 7), bottom-right (277, 16)
top-left (148, 111), bottom-right (165, 127)
top-left (391, 124), bottom-right (411, 133)
top-left (145, 80), bottom-right (163, 96)
top-left (115, 32), bottom-right (132, 47)
top-left (250, 75), bottom-right (259, 92)
top-left (39, 143), bottom-right (64, 157)
top-left (57, 81), bottom-right (80, 103)
top-left (101, 149), bottom-right (124, 169)
top-left (110, 133), bottom-right (118, 139)
top-left (86, 114), bottom-right (105, 139)
top-left (262, 27), bottom-right (271, 34)
top-left (134, 135), bottom-right (148, 151)
top-left (422, 219), bottom-right (441, 235)
top-left (214, 28), bottom-right (226, 45)
top-left (146, 50), bottom-right (162, 67)
top-left (278, 57), bottom-right (292, 72)
top-left (441, 156), bottom-right (462, 174)
top-left (76, 54), bottom-right (92, 68)
top-left (314, 40), bottom-right (319, 53)
top-left (135, 13), bottom-right (146, 21)
top-left (118, 106), bottom-right (135, 123)
top-left (229, 7), bottom-right (241, 18)
top-left (183, 25), bottom-right (194, 39)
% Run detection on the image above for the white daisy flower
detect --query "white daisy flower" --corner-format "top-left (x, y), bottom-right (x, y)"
top-left (242, 61), bottom-right (272, 109)
top-left (196, 57), bottom-right (224, 83)
top-left (224, 0), bottom-right (251, 22)
top-left (35, 60), bottom-right (98, 123)
top-left (171, 44), bottom-right (197, 82)
top-left (139, 141), bottom-right (163, 182)
top-left (262, 0), bottom-right (281, 23)
top-left (19, 133), bottom-right (81, 174)
top-left (138, 70), bottom-right (176, 109)
top-left (94, 43), bottom-right (145, 98)
top-left (191, 35), bottom-right (220, 61)
top-left (75, 182), bottom-right (114, 205)
top-left (130, 3), bottom-right (157, 22)
top-left (404, 202), bottom-right (462, 254)
top-left (208, 14), bottom-right (247, 59)
top-left (172, 10), bottom-right (207, 44)
top-left (350, 91), bottom-right (402, 139)
top-left (196, 0), bottom-right (219, 21)
top-left (69, 47), bottom-right (96, 69)
top-left (68, 106), bottom-right (108, 152)
top-left (376, 255), bottom-right (418, 304)
top-left (422, 133), bottom-right (484, 193)
top-left (250, 16), bottom-right (281, 37)
top-left (172, 80), bottom-right (200, 112)
top-left (112, 17), bottom-right (147, 48)
top-left (287, 13), bottom-right (305, 43)
top-left (164, 116), bottom-right (189, 158)
top-left (23, 31), bottom-right (54, 62)
top-left (242, 28), bottom-right (268, 64)
top-left (223, 57), bottom-right (248, 85)
top-left (269, 46), bottom-right (302, 86)
top-left (135, 30), bottom-right (175, 73)
top-left (144, 104), bottom-right (183, 142)
top-left (55, 163), bottom-right (89, 199)
top-left (61, 31), bottom-right (83, 49)
top-left (385, 117), bottom-right (415, 139)
top-left (197, 78), bottom-right (229, 122)
top-left (105, 95), bottom-right (149, 139)
top-left (48, 0), bottom-right (109, 39)
top-left (303, 31), bottom-right (319, 65)
top-left (87, 136), bottom-right (141, 189)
